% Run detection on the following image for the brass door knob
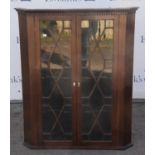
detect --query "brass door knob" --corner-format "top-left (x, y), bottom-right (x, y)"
top-left (73, 82), bottom-right (76, 87)
top-left (77, 82), bottom-right (80, 87)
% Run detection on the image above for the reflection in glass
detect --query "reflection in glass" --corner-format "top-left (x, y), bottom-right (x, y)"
top-left (40, 20), bottom-right (72, 140)
top-left (81, 20), bottom-right (113, 141)
top-left (81, 20), bottom-right (89, 28)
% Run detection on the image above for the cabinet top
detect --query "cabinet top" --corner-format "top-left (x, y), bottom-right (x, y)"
top-left (15, 7), bottom-right (138, 14)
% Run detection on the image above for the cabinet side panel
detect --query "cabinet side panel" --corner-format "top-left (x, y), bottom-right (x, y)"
top-left (18, 13), bottom-right (42, 146)
top-left (18, 13), bottom-right (32, 144)
top-left (117, 13), bottom-right (136, 147)
top-left (117, 14), bottom-right (128, 146)
top-left (26, 15), bottom-right (42, 146)
top-left (123, 13), bottom-right (135, 145)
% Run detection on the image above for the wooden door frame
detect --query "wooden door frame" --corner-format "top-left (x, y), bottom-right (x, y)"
top-left (76, 14), bottom-right (119, 147)
top-left (34, 14), bottom-right (78, 147)
top-left (33, 13), bottom-right (123, 148)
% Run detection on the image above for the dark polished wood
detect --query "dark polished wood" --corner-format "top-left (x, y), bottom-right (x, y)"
top-left (16, 8), bottom-right (138, 149)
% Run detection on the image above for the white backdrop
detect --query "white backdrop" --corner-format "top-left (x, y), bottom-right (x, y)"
top-left (10, 0), bottom-right (145, 100)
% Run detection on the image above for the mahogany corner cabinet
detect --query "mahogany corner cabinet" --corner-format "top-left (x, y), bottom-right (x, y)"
top-left (16, 8), bottom-right (138, 149)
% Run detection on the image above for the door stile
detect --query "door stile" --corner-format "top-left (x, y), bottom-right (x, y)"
top-left (71, 15), bottom-right (78, 145)
top-left (111, 15), bottom-right (119, 146)
top-left (34, 15), bottom-right (43, 145)
top-left (76, 15), bottom-right (82, 145)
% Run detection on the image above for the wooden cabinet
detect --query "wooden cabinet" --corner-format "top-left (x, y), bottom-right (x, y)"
top-left (16, 8), bottom-right (138, 149)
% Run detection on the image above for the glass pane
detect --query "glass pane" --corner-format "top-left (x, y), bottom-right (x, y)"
top-left (40, 20), bottom-right (72, 140)
top-left (81, 19), bottom-right (113, 141)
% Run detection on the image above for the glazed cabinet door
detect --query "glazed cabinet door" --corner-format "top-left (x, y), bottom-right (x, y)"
top-left (39, 16), bottom-right (77, 144)
top-left (77, 16), bottom-right (118, 146)
top-left (27, 14), bottom-right (119, 147)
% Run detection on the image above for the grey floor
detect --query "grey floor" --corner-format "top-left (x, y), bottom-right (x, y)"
top-left (10, 102), bottom-right (145, 155)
